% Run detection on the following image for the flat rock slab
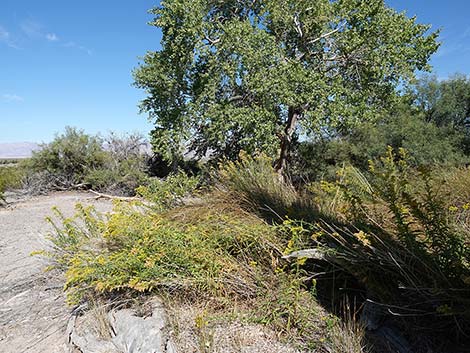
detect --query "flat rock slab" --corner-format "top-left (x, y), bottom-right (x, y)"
top-left (68, 299), bottom-right (177, 353)
top-left (0, 192), bottom-right (112, 353)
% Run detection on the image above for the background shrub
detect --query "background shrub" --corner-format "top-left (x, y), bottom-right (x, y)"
top-left (26, 127), bottom-right (151, 195)
top-left (0, 164), bottom-right (25, 203)
top-left (30, 126), bottom-right (107, 188)
top-left (136, 170), bottom-right (200, 211)
top-left (85, 132), bottom-right (150, 195)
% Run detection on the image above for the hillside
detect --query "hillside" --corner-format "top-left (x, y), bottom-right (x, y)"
top-left (0, 142), bottom-right (39, 159)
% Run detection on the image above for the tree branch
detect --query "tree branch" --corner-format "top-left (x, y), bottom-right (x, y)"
top-left (204, 36), bottom-right (220, 45)
top-left (88, 190), bottom-right (140, 202)
top-left (309, 21), bottom-right (347, 45)
top-left (293, 13), bottom-right (303, 38)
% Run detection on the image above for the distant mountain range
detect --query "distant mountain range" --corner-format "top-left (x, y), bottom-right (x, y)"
top-left (0, 142), bottom-right (39, 159)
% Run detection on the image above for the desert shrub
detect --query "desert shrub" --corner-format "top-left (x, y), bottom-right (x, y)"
top-left (135, 170), bottom-right (200, 210)
top-left (20, 170), bottom-right (68, 195)
top-left (0, 158), bottom-right (21, 165)
top-left (43, 198), bottom-right (283, 304)
top-left (30, 127), bottom-right (107, 188)
top-left (84, 166), bottom-right (143, 195)
top-left (0, 165), bottom-right (25, 202)
top-left (85, 133), bottom-right (150, 195)
top-left (26, 128), bottom-right (151, 195)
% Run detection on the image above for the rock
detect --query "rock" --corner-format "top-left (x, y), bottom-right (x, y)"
top-left (68, 299), bottom-right (176, 353)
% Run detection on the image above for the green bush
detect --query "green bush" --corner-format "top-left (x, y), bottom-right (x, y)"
top-left (291, 110), bottom-right (467, 182)
top-left (86, 132), bottom-right (150, 195)
top-left (85, 156), bottom-right (149, 195)
top-left (27, 127), bottom-right (150, 195)
top-left (44, 199), bottom-right (283, 304)
top-left (30, 127), bottom-right (106, 187)
top-left (136, 170), bottom-right (200, 211)
top-left (0, 165), bottom-right (25, 203)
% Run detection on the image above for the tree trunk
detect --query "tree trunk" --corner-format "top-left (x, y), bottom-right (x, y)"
top-left (275, 106), bottom-right (300, 176)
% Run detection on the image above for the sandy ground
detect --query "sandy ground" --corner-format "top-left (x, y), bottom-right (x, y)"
top-left (0, 192), bottom-right (112, 353)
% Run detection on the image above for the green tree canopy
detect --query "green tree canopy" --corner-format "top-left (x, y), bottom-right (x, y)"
top-left (134, 0), bottom-right (439, 173)
top-left (291, 96), bottom-right (467, 182)
top-left (415, 74), bottom-right (470, 128)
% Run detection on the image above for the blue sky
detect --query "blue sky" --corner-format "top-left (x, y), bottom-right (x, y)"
top-left (388, 0), bottom-right (470, 78)
top-left (0, 1), bottom-right (469, 143)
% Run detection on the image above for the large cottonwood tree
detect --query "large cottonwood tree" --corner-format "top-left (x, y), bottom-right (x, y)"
top-left (134, 0), bottom-right (439, 174)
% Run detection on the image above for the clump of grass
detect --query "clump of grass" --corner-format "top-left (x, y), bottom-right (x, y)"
top-left (327, 319), bottom-right (368, 353)
top-left (254, 272), bottom-right (321, 350)
top-left (219, 152), bottom-right (319, 222)
top-left (433, 165), bottom-right (470, 238)
top-left (86, 298), bottom-right (113, 340)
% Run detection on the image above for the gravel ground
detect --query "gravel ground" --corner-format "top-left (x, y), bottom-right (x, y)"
top-left (0, 192), bottom-right (112, 353)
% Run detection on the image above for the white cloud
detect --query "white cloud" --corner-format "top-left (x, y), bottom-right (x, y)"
top-left (46, 33), bottom-right (59, 41)
top-left (2, 94), bottom-right (24, 102)
top-left (10, 18), bottom-right (91, 55)
top-left (0, 25), bottom-right (20, 49)
top-left (21, 19), bottom-right (60, 43)
top-left (20, 19), bottom-right (44, 39)
top-left (0, 26), bottom-right (9, 40)
top-left (63, 41), bottom-right (93, 56)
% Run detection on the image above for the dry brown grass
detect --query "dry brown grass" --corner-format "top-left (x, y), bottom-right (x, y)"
top-left (82, 299), bottom-right (114, 340)
top-left (164, 298), bottom-right (300, 353)
top-left (327, 320), bottom-right (368, 353)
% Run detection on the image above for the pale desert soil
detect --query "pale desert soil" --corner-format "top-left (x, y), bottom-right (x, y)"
top-left (0, 192), bottom-right (112, 353)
